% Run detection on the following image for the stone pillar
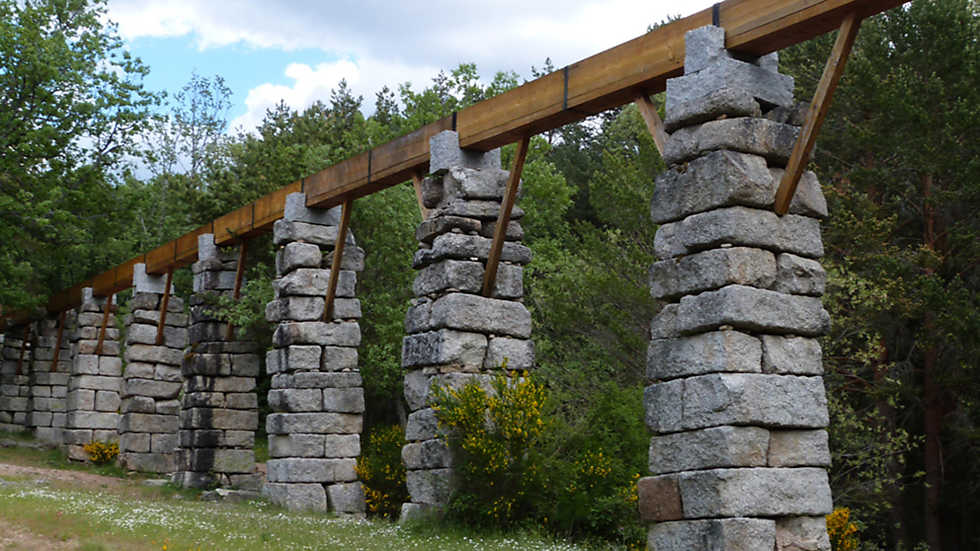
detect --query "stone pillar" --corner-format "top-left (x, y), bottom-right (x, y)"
top-left (400, 131), bottom-right (533, 518)
top-left (176, 234), bottom-right (260, 489)
top-left (28, 314), bottom-right (73, 444)
top-left (64, 289), bottom-right (122, 461)
top-left (640, 26), bottom-right (833, 550)
top-left (0, 325), bottom-right (32, 433)
top-left (262, 192), bottom-right (367, 514)
top-left (118, 264), bottom-right (186, 473)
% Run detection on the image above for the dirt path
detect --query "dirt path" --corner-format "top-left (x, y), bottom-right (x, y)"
top-left (0, 462), bottom-right (129, 491)
top-left (0, 515), bottom-right (77, 551)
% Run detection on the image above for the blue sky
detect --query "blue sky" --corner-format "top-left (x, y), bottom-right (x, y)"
top-left (106, 0), bottom-right (717, 133)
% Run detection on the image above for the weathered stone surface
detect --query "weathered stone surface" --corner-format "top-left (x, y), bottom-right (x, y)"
top-left (402, 439), bottom-right (451, 470)
top-left (266, 297), bottom-right (325, 322)
top-left (664, 86), bottom-right (762, 132)
top-left (283, 192), bottom-right (342, 225)
top-left (66, 411), bottom-right (118, 429)
top-left (768, 168), bottom-right (828, 219)
top-left (266, 458), bottom-right (357, 483)
top-left (776, 516), bottom-right (832, 551)
top-left (266, 412), bottom-right (362, 435)
top-left (323, 388), bottom-right (365, 413)
top-left (651, 151), bottom-right (774, 224)
top-left (428, 131), bottom-right (501, 175)
top-left (277, 372), bottom-right (362, 389)
top-left (637, 475), bottom-right (684, 522)
top-left (655, 207), bottom-right (823, 260)
top-left (429, 293), bottom-right (531, 338)
top-left (262, 482), bottom-right (327, 512)
top-left (774, 253), bottom-right (826, 296)
top-left (415, 215), bottom-right (482, 244)
top-left (479, 220), bottom-right (524, 242)
top-left (761, 335), bottom-right (823, 375)
top-left (185, 375), bottom-right (255, 393)
top-left (403, 370), bottom-right (430, 411)
top-left (123, 379), bottom-right (181, 399)
top-left (413, 259), bottom-right (522, 299)
top-left (645, 374), bottom-right (829, 433)
top-left (681, 26), bottom-right (730, 75)
top-left (273, 268), bottom-right (356, 298)
top-left (413, 233), bottom-right (532, 268)
top-left (270, 434), bottom-right (324, 458)
top-left (649, 247), bottom-right (776, 300)
top-left (328, 482), bottom-right (366, 513)
top-left (667, 58), bottom-right (794, 120)
top-left (679, 467), bottom-right (833, 517)
top-left (120, 413), bottom-right (178, 434)
top-left (125, 345), bottom-right (184, 366)
top-left (276, 242), bottom-right (325, 276)
top-left (122, 395), bottom-right (156, 413)
top-left (648, 518), bottom-right (776, 551)
top-left (272, 219), bottom-right (347, 247)
top-left (676, 285), bottom-right (830, 337)
top-left (321, 347), bottom-right (358, 372)
top-left (212, 449), bottom-right (255, 473)
top-left (94, 390), bottom-right (121, 412)
top-left (406, 468), bottom-right (453, 506)
top-left (268, 389), bottom-right (322, 412)
top-left (405, 408), bottom-right (440, 441)
top-left (484, 337), bottom-right (534, 371)
top-left (120, 432), bottom-right (151, 452)
top-left (69, 375), bottom-right (121, 392)
top-left (182, 408), bottom-right (258, 431)
top-left (442, 166), bottom-right (512, 201)
top-left (401, 330), bottom-right (487, 369)
top-left (647, 330), bottom-right (761, 381)
top-left (67, 389), bottom-right (95, 411)
top-left (121, 452), bottom-right (176, 474)
top-left (649, 426), bottom-right (769, 474)
top-left (768, 430), bottom-right (831, 467)
top-left (151, 433), bottom-right (178, 453)
top-left (273, 321), bottom-right (361, 347)
top-left (663, 117), bottom-right (799, 166)
top-left (650, 304), bottom-right (680, 340)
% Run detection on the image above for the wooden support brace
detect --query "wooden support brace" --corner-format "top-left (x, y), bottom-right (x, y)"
top-left (634, 93), bottom-right (668, 155)
top-left (224, 243), bottom-right (248, 341)
top-left (774, 12), bottom-right (862, 215)
top-left (16, 325), bottom-right (29, 375)
top-left (95, 293), bottom-right (114, 356)
top-left (411, 171), bottom-right (430, 219)
top-left (155, 270), bottom-right (173, 346)
top-left (323, 200), bottom-right (353, 321)
top-left (49, 310), bottom-right (66, 372)
top-left (482, 136), bottom-right (530, 297)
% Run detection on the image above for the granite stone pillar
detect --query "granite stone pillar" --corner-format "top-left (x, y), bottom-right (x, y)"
top-left (118, 264), bottom-right (187, 473)
top-left (0, 325), bottom-right (32, 433)
top-left (28, 314), bottom-right (72, 444)
top-left (262, 192), bottom-right (367, 514)
top-left (399, 131), bottom-right (534, 519)
top-left (175, 234), bottom-right (260, 489)
top-left (64, 289), bottom-right (123, 461)
top-left (641, 26), bottom-right (833, 551)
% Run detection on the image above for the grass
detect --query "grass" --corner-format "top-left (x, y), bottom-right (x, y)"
top-left (0, 432), bottom-right (615, 551)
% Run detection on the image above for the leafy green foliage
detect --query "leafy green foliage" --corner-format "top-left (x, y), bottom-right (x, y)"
top-left (355, 425), bottom-right (409, 519)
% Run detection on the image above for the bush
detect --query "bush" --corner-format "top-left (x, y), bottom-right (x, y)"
top-left (827, 507), bottom-right (860, 551)
top-left (82, 441), bottom-right (119, 465)
top-left (355, 425), bottom-right (408, 519)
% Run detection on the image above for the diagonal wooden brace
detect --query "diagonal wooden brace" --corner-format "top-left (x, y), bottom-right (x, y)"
top-left (95, 292), bottom-right (114, 355)
top-left (155, 269), bottom-right (173, 346)
top-left (774, 12), bottom-right (862, 215)
top-left (224, 242), bottom-right (248, 341)
top-left (482, 136), bottom-right (530, 297)
top-left (323, 200), bottom-right (353, 321)
top-left (50, 310), bottom-right (66, 372)
top-left (634, 93), bottom-right (668, 155)
top-left (16, 324), bottom-right (29, 375)
top-left (411, 171), bottom-right (430, 219)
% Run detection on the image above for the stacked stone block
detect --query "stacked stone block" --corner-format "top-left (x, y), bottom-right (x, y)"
top-left (64, 289), bottom-right (122, 461)
top-left (262, 192), bottom-right (367, 514)
top-left (175, 234), bottom-right (260, 489)
top-left (400, 131), bottom-right (534, 518)
top-left (0, 325), bottom-right (32, 433)
top-left (640, 26), bottom-right (833, 551)
top-left (119, 264), bottom-right (187, 473)
top-left (28, 315), bottom-right (73, 444)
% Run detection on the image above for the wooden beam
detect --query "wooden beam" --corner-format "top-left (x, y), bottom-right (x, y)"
top-left (155, 270), bottom-right (173, 346)
top-left (483, 136), bottom-right (530, 297)
top-left (16, 325), bottom-right (29, 375)
top-left (775, 12), bottom-right (862, 215)
top-left (49, 311), bottom-right (66, 372)
top-left (224, 242), bottom-right (248, 341)
top-left (411, 171), bottom-right (429, 219)
top-left (95, 293), bottom-right (114, 356)
top-left (323, 200), bottom-right (353, 322)
top-left (1, 0), bottom-right (905, 327)
top-left (634, 93), bottom-right (668, 155)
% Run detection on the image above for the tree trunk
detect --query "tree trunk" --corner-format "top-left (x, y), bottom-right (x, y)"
top-left (921, 173), bottom-right (943, 551)
top-left (873, 340), bottom-right (909, 548)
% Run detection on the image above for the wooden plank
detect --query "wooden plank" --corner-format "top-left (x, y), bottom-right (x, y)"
top-left (323, 200), bottom-right (352, 321)
top-left (95, 292), bottom-right (114, 356)
top-left (155, 270), bottom-right (173, 346)
top-left (411, 171), bottom-right (429, 219)
top-left (634, 93), bottom-right (668, 155)
top-left (114, 255), bottom-right (145, 295)
top-left (50, 310), bottom-right (66, 372)
top-left (483, 136), bottom-right (530, 297)
top-left (254, 182), bottom-right (302, 230)
top-left (16, 325), bottom-right (29, 375)
top-left (774, 12), bottom-right (861, 215)
top-left (91, 268), bottom-right (118, 298)
top-left (225, 242), bottom-right (248, 340)
top-left (146, 241), bottom-right (177, 275)
top-left (175, 222), bottom-right (215, 266)
top-left (214, 203), bottom-right (254, 246)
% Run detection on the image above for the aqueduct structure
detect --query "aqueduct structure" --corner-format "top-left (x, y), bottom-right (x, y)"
top-left (1, 0), bottom-right (906, 548)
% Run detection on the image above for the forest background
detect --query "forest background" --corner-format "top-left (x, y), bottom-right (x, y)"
top-left (0, 0), bottom-right (977, 549)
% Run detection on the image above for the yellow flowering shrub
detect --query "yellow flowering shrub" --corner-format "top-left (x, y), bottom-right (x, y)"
top-left (355, 425), bottom-right (408, 519)
top-left (82, 440), bottom-right (119, 465)
top-left (827, 507), bottom-right (860, 551)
